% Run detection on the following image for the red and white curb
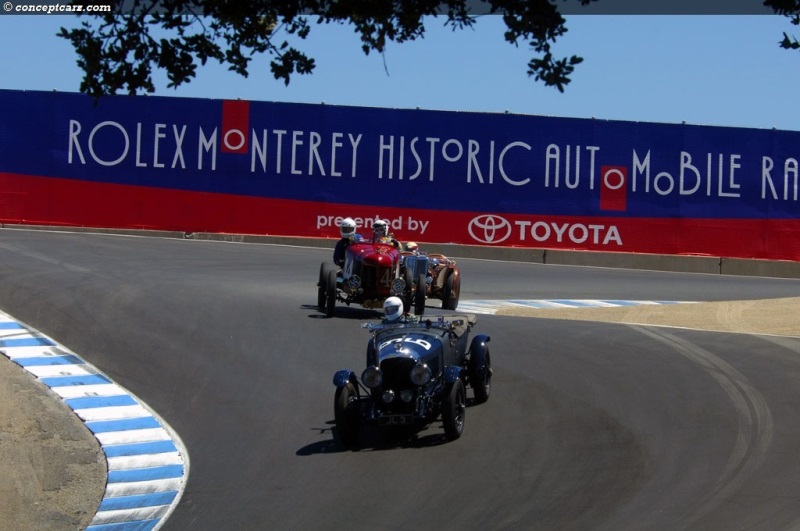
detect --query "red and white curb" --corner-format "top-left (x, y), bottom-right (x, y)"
top-left (0, 309), bottom-right (188, 531)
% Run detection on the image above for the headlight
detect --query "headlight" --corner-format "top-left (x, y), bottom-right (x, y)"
top-left (391, 277), bottom-right (406, 294)
top-left (347, 275), bottom-right (361, 289)
top-left (409, 363), bottom-right (432, 386)
top-left (361, 366), bottom-right (383, 389)
top-left (400, 390), bottom-right (415, 403)
top-left (382, 389), bottom-right (395, 403)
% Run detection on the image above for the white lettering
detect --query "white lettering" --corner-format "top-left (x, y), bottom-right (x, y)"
top-left (631, 149), bottom-right (650, 193)
top-left (135, 123), bottom-right (146, 167)
top-left (499, 142), bottom-right (531, 186)
top-left (223, 128), bottom-right (246, 151)
top-left (153, 123), bottom-right (166, 168)
top-left (291, 130), bottom-right (304, 175)
top-left (379, 135), bottom-right (394, 180)
top-left (172, 125), bottom-right (186, 169)
top-left (330, 132), bottom-right (343, 177)
top-left (68, 120), bottom-right (85, 164)
top-left (308, 131), bottom-right (325, 175)
top-left (198, 127), bottom-right (217, 171)
top-left (515, 220), bottom-right (623, 246)
top-left (89, 121), bottom-right (129, 167)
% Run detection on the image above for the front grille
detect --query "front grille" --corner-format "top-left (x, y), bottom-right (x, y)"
top-left (360, 264), bottom-right (376, 289)
top-left (374, 356), bottom-right (415, 414)
top-left (360, 265), bottom-right (392, 297)
top-left (380, 357), bottom-right (415, 389)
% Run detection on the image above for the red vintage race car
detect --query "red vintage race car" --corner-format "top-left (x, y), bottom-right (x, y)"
top-left (318, 238), bottom-right (426, 318)
top-left (400, 251), bottom-right (461, 311)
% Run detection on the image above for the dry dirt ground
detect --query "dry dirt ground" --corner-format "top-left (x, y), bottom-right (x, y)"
top-left (498, 296), bottom-right (800, 337)
top-left (2, 296), bottom-right (800, 530)
top-left (0, 355), bottom-right (105, 531)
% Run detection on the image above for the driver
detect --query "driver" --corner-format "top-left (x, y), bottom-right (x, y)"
top-left (333, 217), bottom-right (361, 267)
top-left (371, 218), bottom-right (402, 250)
top-left (382, 296), bottom-right (405, 324)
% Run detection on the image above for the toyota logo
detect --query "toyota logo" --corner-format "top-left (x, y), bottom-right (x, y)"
top-left (468, 215), bottom-right (512, 244)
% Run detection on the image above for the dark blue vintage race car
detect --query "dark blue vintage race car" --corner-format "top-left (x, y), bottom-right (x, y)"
top-left (332, 314), bottom-right (492, 448)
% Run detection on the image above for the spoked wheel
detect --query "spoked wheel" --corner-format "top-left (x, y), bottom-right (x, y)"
top-left (442, 379), bottom-right (466, 441)
top-left (334, 382), bottom-right (360, 448)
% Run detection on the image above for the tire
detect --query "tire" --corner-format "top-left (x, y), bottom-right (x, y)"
top-left (318, 263), bottom-right (334, 309)
top-left (403, 267), bottom-right (414, 313)
top-left (470, 347), bottom-right (492, 404)
top-left (414, 273), bottom-right (426, 315)
top-left (442, 378), bottom-right (466, 441)
top-left (325, 269), bottom-right (337, 317)
top-left (334, 383), bottom-right (360, 448)
top-left (442, 272), bottom-right (460, 311)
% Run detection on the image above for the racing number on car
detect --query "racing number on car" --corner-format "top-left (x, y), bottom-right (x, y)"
top-left (379, 337), bottom-right (433, 350)
top-left (381, 269), bottom-right (393, 287)
top-left (343, 257), bottom-right (353, 279)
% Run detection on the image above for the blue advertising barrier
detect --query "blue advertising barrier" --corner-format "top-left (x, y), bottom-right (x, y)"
top-left (0, 89), bottom-right (798, 259)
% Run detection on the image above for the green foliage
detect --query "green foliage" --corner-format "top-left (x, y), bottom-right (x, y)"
top-left (56, 1), bottom-right (800, 100)
top-left (58, 0), bottom-right (595, 99)
top-left (765, 0), bottom-right (800, 49)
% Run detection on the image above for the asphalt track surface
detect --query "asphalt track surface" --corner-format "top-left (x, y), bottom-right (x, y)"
top-left (4, 230), bottom-right (800, 530)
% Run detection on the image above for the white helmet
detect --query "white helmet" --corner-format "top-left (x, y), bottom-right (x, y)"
top-left (405, 242), bottom-right (418, 252)
top-left (383, 296), bottom-right (404, 322)
top-left (372, 219), bottom-right (388, 238)
top-left (340, 217), bottom-right (356, 238)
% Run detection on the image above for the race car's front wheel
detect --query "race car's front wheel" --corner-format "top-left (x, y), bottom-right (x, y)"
top-left (470, 347), bottom-right (492, 404)
top-left (318, 263), bottom-right (335, 309)
top-left (414, 273), bottom-right (426, 315)
top-left (334, 382), bottom-right (360, 448)
top-left (442, 378), bottom-right (466, 441)
top-left (403, 267), bottom-right (414, 313)
top-left (325, 269), bottom-right (337, 317)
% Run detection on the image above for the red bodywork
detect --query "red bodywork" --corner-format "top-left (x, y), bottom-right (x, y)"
top-left (339, 240), bottom-right (403, 308)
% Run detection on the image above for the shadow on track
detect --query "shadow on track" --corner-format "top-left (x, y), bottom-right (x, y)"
top-left (297, 421), bottom-right (457, 456)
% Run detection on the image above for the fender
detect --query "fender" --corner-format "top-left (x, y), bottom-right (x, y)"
top-left (443, 365), bottom-right (463, 383)
top-left (447, 267), bottom-right (460, 287)
top-left (468, 334), bottom-right (491, 373)
top-left (333, 369), bottom-right (357, 388)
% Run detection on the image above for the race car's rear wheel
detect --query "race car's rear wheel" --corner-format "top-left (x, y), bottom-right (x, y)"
top-left (442, 378), bottom-right (466, 441)
top-left (325, 269), bottom-right (337, 317)
top-left (414, 273), bottom-right (426, 315)
top-left (334, 382), bottom-right (360, 449)
top-left (442, 272), bottom-right (460, 311)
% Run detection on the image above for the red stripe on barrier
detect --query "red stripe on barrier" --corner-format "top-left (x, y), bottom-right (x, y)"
top-left (1, 172), bottom-right (799, 261)
top-left (599, 166), bottom-right (627, 211)
top-left (220, 100), bottom-right (249, 154)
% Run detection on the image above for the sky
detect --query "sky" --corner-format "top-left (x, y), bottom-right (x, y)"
top-left (1, 11), bottom-right (800, 131)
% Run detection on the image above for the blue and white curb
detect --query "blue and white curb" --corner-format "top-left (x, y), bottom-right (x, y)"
top-left (457, 299), bottom-right (694, 315)
top-left (0, 310), bottom-right (188, 531)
